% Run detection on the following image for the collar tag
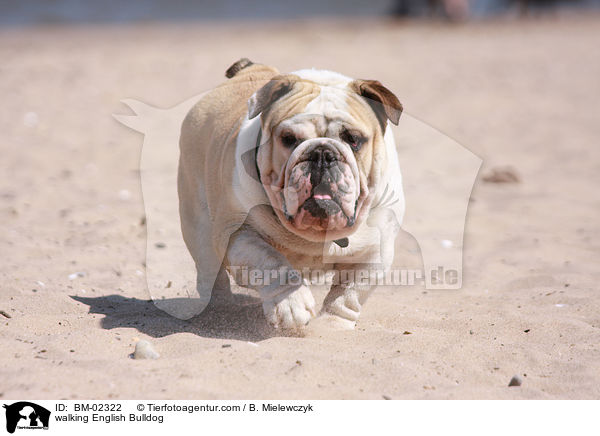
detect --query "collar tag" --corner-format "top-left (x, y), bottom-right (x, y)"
top-left (333, 238), bottom-right (349, 248)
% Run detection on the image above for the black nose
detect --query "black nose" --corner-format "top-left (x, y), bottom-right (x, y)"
top-left (308, 146), bottom-right (337, 169)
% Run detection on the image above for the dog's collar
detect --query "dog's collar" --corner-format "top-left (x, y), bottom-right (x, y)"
top-left (254, 128), bottom-right (262, 183)
top-left (334, 238), bottom-right (349, 248)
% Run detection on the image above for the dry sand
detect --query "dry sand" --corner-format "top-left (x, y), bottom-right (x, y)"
top-left (1, 13), bottom-right (599, 399)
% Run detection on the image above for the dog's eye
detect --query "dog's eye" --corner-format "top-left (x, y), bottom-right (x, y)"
top-left (281, 133), bottom-right (298, 148)
top-left (340, 129), bottom-right (366, 152)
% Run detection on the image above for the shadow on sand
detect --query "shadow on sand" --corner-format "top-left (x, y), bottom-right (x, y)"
top-left (71, 293), bottom-right (279, 342)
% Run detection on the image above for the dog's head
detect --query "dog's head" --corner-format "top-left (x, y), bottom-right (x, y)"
top-left (248, 69), bottom-right (402, 242)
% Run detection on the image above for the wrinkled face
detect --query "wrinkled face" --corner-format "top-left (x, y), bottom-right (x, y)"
top-left (267, 113), bottom-right (369, 239)
top-left (250, 72), bottom-right (401, 242)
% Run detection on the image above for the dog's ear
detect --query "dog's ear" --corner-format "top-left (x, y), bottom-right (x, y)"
top-left (225, 58), bottom-right (254, 78)
top-left (350, 79), bottom-right (403, 131)
top-left (248, 75), bottom-right (295, 119)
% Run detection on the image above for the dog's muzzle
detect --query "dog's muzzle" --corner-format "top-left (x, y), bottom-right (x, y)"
top-left (282, 140), bottom-right (360, 232)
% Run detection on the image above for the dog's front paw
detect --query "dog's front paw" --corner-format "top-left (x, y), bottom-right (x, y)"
top-left (322, 288), bottom-right (362, 323)
top-left (263, 285), bottom-right (316, 330)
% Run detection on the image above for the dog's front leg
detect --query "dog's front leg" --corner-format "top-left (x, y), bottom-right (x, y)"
top-left (227, 229), bottom-right (316, 330)
top-left (322, 207), bottom-right (400, 328)
top-left (321, 263), bottom-right (379, 328)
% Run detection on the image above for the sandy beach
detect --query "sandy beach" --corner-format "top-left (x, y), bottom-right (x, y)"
top-left (1, 13), bottom-right (599, 399)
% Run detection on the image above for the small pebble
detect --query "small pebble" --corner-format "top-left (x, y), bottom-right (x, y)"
top-left (23, 112), bottom-right (39, 127)
top-left (118, 189), bottom-right (131, 201)
top-left (482, 166), bottom-right (520, 183)
top-left (440, 239), bottom-right (453, 249)
top-left (508, 375), bottom-right (522, 387)
top-left (155, 242), bottom-right (166, 249)
top-left (68, 272), bottom-right (85, 280)
top-left (133, 340), bottom-right (160, 360)
top-left (222, 344), bottom-right (231, 348)
top-left (382, 395), bottom-right (391, 400)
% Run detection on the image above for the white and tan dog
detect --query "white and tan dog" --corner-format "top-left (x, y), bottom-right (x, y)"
top-left (178, 59), bottom-right (405, 331)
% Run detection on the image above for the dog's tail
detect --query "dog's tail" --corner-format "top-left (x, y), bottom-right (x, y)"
top-left (225, 58), bottom-right (255, 78)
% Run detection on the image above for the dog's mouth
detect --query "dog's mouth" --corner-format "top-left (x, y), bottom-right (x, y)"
top-left (286, 185), bottom-right (356, 232)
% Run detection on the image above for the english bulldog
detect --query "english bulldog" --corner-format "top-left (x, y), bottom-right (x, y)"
top-left (178, 58), bottom-right (405, 331)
